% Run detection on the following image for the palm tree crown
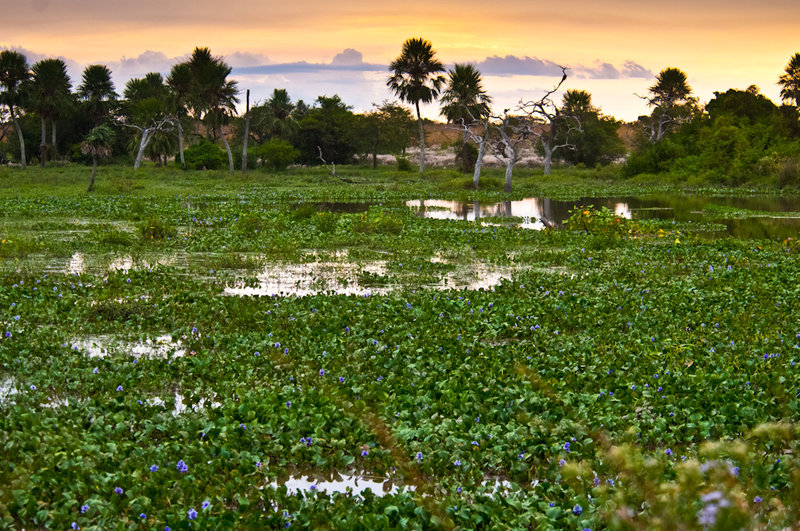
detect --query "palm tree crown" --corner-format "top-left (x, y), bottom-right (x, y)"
top-left (77, 65), bottom-right (116, 102)
top-left (648, 67), bottom-right (692, 108)
top-left (27, 58), bottom-right (72, 121)
top-left (387, 38), bottom-right (445, 108)
top-left (778, 52), bottom-right (800, 107)
top-left (439, 63), bottom-right (492, 123)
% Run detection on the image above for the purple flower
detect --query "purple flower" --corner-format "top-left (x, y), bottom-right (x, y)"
top-left (319, 369), bottom-right (325, 376)
top-left (454, 460), bottom-right (462, 466)
top-left (563, 442), bottom-right (570, 452)
top-left (754, 496), bottom-right (762, 503)
top-left (573, 504), bottom-right (583, 516)
top-left (286, 401), bottom-right (291, 408)
top-left (150, 464), bottom-right (158, 472)
top-left (361, 450), bottom-right (369, 457)
top-left (71, 523), bottom-right (79, 530)
top-left (256, 462), bottom-right (262, 468)
top-left (80, 504), bottom-right (89, 514)
top-left (139, 513), bottom-right (146, 519)
top-left (187, 508), bottom-right (198, 520)
top-left (202, 501), bottom-right (210, 510)
top-left (176, 460), bottom-right (188, 473)
top-left (116, 385), bottom-right (123, 392)
top-left (114, 486), bottom-right (123, 495)
top-left (339, 377), bottom-right (345, 383)
top-left (29, 385), bottom-right (36, 391)
top-left (665, 448), bottom-right (673, 456)
top-left (416, 452), bottom-right (423, 462)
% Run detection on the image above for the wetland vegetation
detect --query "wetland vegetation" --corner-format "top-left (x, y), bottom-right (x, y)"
top-left (2, 165), bottom-right (800, 529)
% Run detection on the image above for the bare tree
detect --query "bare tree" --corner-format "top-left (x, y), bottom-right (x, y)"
top-left (117, 115), bottom-right (176, 170)
top-left (490, 109), bottom-right (532, 193)
top-left (518, 67), bottom-right (579, 175)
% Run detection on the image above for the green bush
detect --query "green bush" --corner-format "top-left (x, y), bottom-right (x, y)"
top-left (252, 138), bottom-right (299, 171)
top-left (396, 156), bottom-right (413, 172)
top-left (184, 138), bottom-right (226, 170)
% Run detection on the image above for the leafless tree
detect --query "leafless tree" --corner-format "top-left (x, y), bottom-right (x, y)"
top-left (518, 66), bottom-right (580, 175)
top-left (116, 115), bottom-right (176, 170)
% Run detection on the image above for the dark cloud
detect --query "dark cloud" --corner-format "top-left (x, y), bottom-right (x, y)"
top-left (232, 48), bottom-right (384, 75)
top-left (473, 55), bottom-right (652, 79)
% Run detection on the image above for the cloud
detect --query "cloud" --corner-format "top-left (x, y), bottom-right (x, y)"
top-left (226, 51), bottom-right (272, 67)
top-left (331, 48), bottom-right (363, 66)
top-left (1, 45), bottom-right (83, 83)
top-left (472, 54), bottom-right (652, 80)
top-left (232, 48), bottom-right (384, 75)
top-left (476, 55), bottom-right (565, 77)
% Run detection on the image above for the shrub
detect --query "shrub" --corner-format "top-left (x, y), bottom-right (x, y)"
top-left (396, 156), bottom-right (413, 172)
top-left (252, 138), bottom-right (299, 171)
top-left (184, 138), bottom-right (226, 170)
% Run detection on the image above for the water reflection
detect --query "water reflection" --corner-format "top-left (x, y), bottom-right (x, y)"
top-left (408, 195), bottom-right (800, 239)
top-left (266, 473), bottom-right (525, 497)
top-left (71, 334), bottom-right (186, 359)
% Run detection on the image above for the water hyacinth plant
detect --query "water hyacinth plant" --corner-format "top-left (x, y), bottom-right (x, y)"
top-left (2, 167), bottom-right (800, 528)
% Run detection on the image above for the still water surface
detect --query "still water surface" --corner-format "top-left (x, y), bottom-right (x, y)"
top-left (405, 194), bottom-right (800, 239)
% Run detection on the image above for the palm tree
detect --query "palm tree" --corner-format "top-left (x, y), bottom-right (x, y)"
top-left (387, 38), bottom-right (445, 172)
top-left (77, 64), bottom-right (116, 126)
top-left (439, 63), bottom-right (492, 184)
top-left (561, 89), bottom-right (594, 115)
top-left (82, 124), bottom-right (114, 192)
top-left (439, 64), bottom-right (491, 124)
top-left (778, 53), bottom-right (800, 107)
top-left (645, 67), bottom-right (694, 142)
top-left (0, 50), bottom-right (30, 168)
top-left (186, 47), bottom-right (239, 173)
top-left (267, 88), bottom-right (297, 138)
top-left (166, 62), bottom-right (192, 169)
top-left (26, 58), bottom-right (72, 166)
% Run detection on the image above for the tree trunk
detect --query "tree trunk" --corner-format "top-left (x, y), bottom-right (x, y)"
top-left (242, 89), bottom-right (250, 174)
top-left (51, 119), bottom-right (57, 161)
top-left (473, 136), bottom-right (486, 189)
top-left (87, 156), bottom-right (97, 192)
top-left (372, 149), bottom-right (377, 169)
top-left (40, 117), bottom-right (47, 168)
top-left (504, 151), bottom-right (516, 193)
top-left (219, 125), bottom-right (234, 174)
top-left (415, 101), bottom-right (425, 173)
top-left (133, 129), bottom-right (152, 170)
top-left (10, 104), bottom-right (26, 169)
top-left (177, 120), bottom-right (185, 169)
top-left (543, 142), bottom-right (553, 175)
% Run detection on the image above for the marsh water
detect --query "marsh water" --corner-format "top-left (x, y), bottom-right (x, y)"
top-left (405, 194), bottom-right (800, 239)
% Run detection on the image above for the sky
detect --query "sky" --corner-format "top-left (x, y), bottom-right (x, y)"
top-left (2, 0), bottom-right (798, 121)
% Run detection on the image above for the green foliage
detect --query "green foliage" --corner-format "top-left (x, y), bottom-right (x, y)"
top-left (295, 95), bottom-right (359, 165)
top-left (139, 216), bottom-right (176, 240)
top-left (564, 205), bottom-right (639, 236)
top-left (3, 170), bottom-right (800, 528)
top-left (396, 156), bottom-right (413, 172)
top-left (251, 138), bottom-right (299, 171)
top-left (184, 138), bottom-right (226, 170)
top-left (624, 88), bottom-right (800, 186)
top-left (454, 141), bottom-right (478, 173)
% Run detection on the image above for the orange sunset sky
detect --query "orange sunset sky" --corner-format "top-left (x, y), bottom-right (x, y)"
top-left (2, 0), bottom-right (798, 121)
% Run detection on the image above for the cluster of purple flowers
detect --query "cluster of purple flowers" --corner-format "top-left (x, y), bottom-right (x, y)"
top-left (300, 437), bottom-right (313, 446)
top-left (176, 460), bottom-right (189, 473)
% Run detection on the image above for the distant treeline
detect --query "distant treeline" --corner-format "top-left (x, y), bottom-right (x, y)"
top-left (1, 45), bottom-right (799, 187)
